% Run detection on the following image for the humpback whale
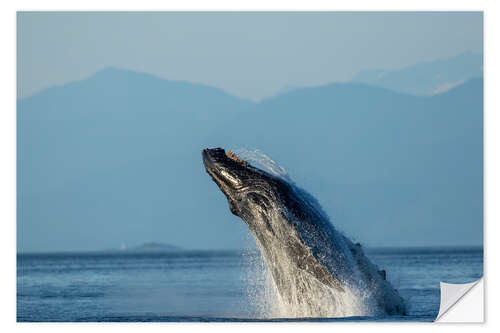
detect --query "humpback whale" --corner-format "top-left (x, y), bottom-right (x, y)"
top-left (202, 148), bottom-right (406, 318)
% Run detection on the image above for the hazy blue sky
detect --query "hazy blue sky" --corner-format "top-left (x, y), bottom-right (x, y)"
top-left (18, 12), bottom-right (483, 101)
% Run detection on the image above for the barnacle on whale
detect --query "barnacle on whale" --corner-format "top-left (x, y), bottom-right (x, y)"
top-left (227, 151), bottom-right (249, 165)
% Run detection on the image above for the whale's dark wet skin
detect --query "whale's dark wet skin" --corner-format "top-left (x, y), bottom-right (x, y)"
top-left (202, 148), bottom-right (406, 318)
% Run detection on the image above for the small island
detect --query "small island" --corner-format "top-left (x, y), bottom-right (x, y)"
top-left (128, 242), bottom-right (182, 252)
top-left (102, 242), bottom-right (182, 253)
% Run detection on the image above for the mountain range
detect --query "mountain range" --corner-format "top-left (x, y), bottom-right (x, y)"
top-left (352, 51), bottom-right (482, 95)
top-left (17, 54), bottom-right (483, 252)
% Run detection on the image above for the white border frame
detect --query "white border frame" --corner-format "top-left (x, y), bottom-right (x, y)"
top-left (2, 1), bottom-right (497, 332)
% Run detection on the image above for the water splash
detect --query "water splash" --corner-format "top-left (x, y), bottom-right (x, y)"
top-left (242, 248), bottom-right (283, 318)
top-left (231, 148), bottom-right (293, 183)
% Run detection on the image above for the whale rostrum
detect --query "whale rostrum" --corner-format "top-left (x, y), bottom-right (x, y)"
top-left (202, 148), bottom-right (406, 317)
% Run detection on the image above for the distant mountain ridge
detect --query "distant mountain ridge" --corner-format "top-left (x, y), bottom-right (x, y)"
top-left (352, 51), bottom-right (483, 95)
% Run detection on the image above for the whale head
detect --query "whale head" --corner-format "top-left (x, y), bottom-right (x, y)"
top-left (202, 147), bottom-right (294, 219)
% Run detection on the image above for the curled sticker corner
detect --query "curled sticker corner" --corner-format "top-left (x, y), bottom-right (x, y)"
top-left (435, 278), bottom-right (483, 322)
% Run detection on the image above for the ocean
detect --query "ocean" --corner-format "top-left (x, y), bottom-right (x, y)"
top-left (17, 246), bottom-right (483, 322)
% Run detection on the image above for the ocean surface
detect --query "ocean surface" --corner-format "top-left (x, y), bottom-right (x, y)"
top-left (17, 246), bottom-right (483, 322)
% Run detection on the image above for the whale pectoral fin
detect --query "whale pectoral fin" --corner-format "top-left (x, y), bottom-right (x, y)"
top-left (297, 256), bottom-right (344, 291)
top-left (306, 262), bottom-right (345, 292)
top-left (287, 236), bottom-right (345, 292)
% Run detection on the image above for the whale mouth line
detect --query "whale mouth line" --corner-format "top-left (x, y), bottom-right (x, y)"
top-left (204, 161), bottom-right (234, 191)
top-left (202, 148), bottom-right (245, 191)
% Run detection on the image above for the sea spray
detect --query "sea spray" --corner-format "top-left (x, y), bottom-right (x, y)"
top-left (232, 148), bottom-right (292, 183)
top-left (241, 246), bottom-right (283, 318)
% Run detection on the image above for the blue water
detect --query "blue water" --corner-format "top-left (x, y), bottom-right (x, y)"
top-left (17, 247), bottom-right (483, 322)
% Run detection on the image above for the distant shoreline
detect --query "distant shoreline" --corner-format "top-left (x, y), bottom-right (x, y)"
top-left (17, 245), bottom-right (483, 256)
